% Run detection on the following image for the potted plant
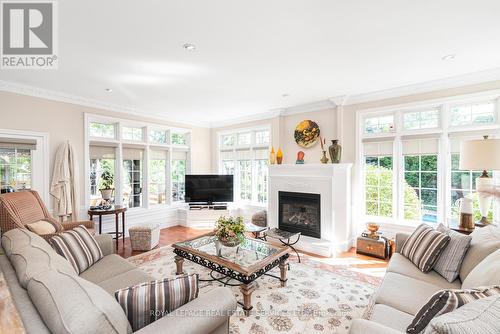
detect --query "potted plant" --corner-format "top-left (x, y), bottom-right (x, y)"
top-left (214, 215), bottom-right (245, 247)
top-left (99, 170), bottom-right (114, 200)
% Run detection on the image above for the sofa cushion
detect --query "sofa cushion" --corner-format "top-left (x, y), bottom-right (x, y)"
top-left (27, 270), bottom-right (132, 334)
top-left (115, 274), bottom-right (199, 331)
top-left (50, 225), bottom-right (103, 274)
top-left (374, 272), bottom-right (444, 315)
top-left (2, 229), bottom-right (77, 288)
top-left (433, 224), bottom-right (471, 282)
top-left (79, 254), bottom-right (137, 284)
top-left (98, 269), bottom-right (153, 295)
top-left (462, 248), bottom-right (500, 289)
top-left (407, 285), bottom-right (500, 333)
top-left (401, 224), bottom-right (450, 272)
top-left (1, 228), bottom-right (49, 257)
top-left (370, 304), bottom-right (413, 332)
top-left (459, 225), bottom-right (500, 282)
top-left (387, 253), bottom-right (461, 289)
top-left (424, 295), bottom-right (500, 334)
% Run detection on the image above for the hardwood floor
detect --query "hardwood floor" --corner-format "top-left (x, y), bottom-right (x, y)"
top-left (116, 225), bottom-right (388, 277)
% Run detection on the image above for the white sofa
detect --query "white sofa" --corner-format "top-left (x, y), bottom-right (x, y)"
top-left (349, 226), bottom-right (500, 334)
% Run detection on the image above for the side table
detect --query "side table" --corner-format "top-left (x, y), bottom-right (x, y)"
top-left (356, 235), bottom-right (392, 260)
top-left (88, 206), bottom-right (127, 249)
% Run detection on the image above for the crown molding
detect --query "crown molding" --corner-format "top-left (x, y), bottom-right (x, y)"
top-left (343, 67), bottom-right (500, 106)
top-left (280, 100), bottom-right (335, 116)
top-left (0, 80), bottom-right (211, 128)
top-left (209, 109), bottom-right (283, 128)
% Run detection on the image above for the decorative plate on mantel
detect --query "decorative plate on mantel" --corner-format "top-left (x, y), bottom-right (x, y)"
top-left (294, 120), bottom-right (320, 148)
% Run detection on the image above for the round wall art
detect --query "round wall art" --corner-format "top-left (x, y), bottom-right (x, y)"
top-left (294, 120), bottom-right (320, 148)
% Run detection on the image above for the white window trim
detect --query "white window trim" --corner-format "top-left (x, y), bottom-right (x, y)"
top-left (217, 125), bottom-right (271, 205)
top-left (0, 128), bottom-right (49, 204)
top-left (356, 89), bottom-right (500, 228)
top-left (84, 113), bottom-right (191, 212)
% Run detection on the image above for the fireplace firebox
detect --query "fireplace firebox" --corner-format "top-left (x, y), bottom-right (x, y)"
top-left (278, 191), bottom-right (321, 239)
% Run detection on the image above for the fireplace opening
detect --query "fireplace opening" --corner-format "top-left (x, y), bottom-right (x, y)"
top-left (278, 191), bottom-right (321, 239)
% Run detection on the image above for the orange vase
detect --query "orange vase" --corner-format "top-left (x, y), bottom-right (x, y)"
top-left (276, 147), bottom-right (283, 164)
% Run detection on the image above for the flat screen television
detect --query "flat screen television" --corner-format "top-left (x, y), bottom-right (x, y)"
top-left (185, 175), bottom-right (234, 204)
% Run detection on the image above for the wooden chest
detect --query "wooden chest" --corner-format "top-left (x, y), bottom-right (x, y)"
top-left (356, 236), bottom-right (388, 259)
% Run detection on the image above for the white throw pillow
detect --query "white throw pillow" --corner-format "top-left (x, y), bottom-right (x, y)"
top-left (433, 224), bottom-right (472, 282)
top-left (424, 295), bottom-right (500, 334)
top-left (462, 249), bottom-right (500, 289)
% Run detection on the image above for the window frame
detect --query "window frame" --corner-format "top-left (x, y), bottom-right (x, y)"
top-left (84, 114), bottom-right (191, 211)
top-left (356, 91), bottom-right (500, 228)
top-left (217, 126), bottom-right (271, 205)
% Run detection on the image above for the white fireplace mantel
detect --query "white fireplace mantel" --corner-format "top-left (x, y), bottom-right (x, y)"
top-left (268, 163), bottom-right (353, 257)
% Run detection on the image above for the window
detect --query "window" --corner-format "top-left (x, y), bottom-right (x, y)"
top-left (364, 115), bottom-right (395, 134)
top-left (254, 148), bottom-right (268, 203)
top-left (122, 148), bottom-right (144, 208)
top-left (218, 128), bottom-right (270, 203)
top-left (220, 150), bottom-right (235, 175)
top-left (221, 135), bottom-right (235, 148)
top-left (0, 148), bottom-right (32, 191)
top-left (403, 109), bottom-right (439, 130)
top-left (255, 130), bottom-right (270, 145)
top-left (122, 126), bottom-right (143, 141)
top-left (171, 133), bottom-right (187, 145)
top-left (237, 150), bottom-right (252, 200)
top-left (149, 129), bottom-right (168, 144)
top-left (402, 139), bottom-right (439, 223)
top-left (89, 146), bottom-right (116, 206)
top-left (363, 141), bottom-right (394, 218)
top-left (149, 150), bottom-right (167, 205)
top-left (89, 122), bottom-right (115, 138)
top-left (237, 132), bottom-right (251, 146)
top-left (359, 97), bottom-right (499, 227)
top-left (172, 150), bottom-right (187, 201)
top-left (450, 101), bottom-right (496, 127)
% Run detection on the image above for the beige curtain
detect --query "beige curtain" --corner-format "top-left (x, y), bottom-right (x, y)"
top-left (50, 141), bottom-right (79, 221)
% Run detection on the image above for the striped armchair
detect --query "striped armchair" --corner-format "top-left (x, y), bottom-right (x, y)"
top-left (0, 190), bottom-right (94, 241)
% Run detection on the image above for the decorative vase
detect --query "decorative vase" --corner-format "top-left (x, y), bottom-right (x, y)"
top-left (218, 236), bottom-right (241, 247)
top-left (276, 147), bottom-right (283, 164)
top-left (328, 140), bottom-right (342, 163)
top-left (296, 151), bottom-right (305, 164)
top-left (269, 147), bottom-right (276, 164)
top-left (320, 151), bottom-right (329, 164)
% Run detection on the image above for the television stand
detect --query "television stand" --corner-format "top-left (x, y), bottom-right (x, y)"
top-left (179, 206), bottom-right (233, 229)
top-left (188, 203), bottom-right (228, 211)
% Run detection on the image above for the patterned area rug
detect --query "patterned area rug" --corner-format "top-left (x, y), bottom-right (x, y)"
top-left (128, 246), bottom-right (382, 334)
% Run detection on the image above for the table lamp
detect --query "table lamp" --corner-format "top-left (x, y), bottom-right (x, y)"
top-left (459, 136), bottom-right (500, 225)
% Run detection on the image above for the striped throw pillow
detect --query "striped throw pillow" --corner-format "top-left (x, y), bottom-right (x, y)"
top-left (50, 225), bottom-right (103, 274)
top-left (401, 224), bottom-right (450, 272)
top-left (114, 274), bottom-right (199, 331)
top-left (433, 224), bottom-right (472, 282)
top-left (407, 285), bottom-right (500, 333)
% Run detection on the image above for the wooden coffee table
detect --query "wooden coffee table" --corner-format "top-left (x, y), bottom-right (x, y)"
top-left (172, 233), bottom-right (290, 315)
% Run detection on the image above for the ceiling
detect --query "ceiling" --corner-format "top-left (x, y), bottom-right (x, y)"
top-left (2, 0), bottom-right (500, 127)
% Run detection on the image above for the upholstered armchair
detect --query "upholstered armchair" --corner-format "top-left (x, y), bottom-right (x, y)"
top-left (0, 190), bottom-right (94, 241)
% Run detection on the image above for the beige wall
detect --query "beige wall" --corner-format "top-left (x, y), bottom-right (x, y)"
top-left (0, 91), bottom-right (211, 214)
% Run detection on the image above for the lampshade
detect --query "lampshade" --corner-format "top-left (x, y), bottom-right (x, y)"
top-left (459, 138), bottom-right (500, 171)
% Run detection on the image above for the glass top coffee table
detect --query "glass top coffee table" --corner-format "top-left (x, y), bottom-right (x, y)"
top-left (172, 233), bottom-right (290, 315)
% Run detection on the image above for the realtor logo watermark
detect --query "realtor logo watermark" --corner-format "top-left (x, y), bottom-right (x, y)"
top-left (1, 1), bottom-right (58, 69)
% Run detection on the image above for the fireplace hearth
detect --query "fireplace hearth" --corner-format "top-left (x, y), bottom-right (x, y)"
top-left (278, 191), bottom-right (321, 239)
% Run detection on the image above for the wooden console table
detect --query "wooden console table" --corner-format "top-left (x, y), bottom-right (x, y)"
top-left (88, 206), bottom-right (127, 249)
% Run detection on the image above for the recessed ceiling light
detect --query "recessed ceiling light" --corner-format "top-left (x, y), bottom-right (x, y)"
top-left (282, 94), bottom-right (289, 98)
top-left (105, 88), bottom-right (113, 92)
top-left (441, 54), bottom-right (456, 61)
top-left (183, 43), bottom-right (196, 51)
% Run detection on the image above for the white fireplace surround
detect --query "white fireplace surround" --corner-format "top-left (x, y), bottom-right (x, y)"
top-left (268, 164), bottom-right (353, 257)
